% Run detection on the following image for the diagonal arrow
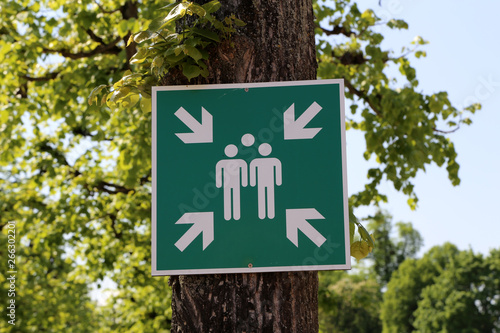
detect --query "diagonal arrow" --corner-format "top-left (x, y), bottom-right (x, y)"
top-left (283, 102), bottom-right (323, 140)
top-left (174, 107), bottom-right (213, 144)
top-left (286, 208), bottom-right (327, 247)
top-left (174, 212), bottom-right (214, 252)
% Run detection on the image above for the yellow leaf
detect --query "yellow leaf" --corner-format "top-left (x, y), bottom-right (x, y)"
top-left (351, 240), bottom-right (372, 260)
top-left (140, 97), bottom-right (151, 113)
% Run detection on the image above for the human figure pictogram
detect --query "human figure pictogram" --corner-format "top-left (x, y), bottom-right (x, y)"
top-left (249, 143), bottom-right (282, 219)
top-left (215, 144), bottom-right (248, 220)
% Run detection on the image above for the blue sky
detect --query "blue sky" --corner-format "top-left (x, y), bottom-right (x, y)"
top-left (348, 0), bottom-right (500, 256)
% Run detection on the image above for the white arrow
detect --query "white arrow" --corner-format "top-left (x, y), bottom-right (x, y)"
top-left (283, 102), bottom-right (323, 140)
top-left (286, 208), bottom-right (327, 247)
top-left (174, 212), bottom-right (214, 252)
top-left (174, 107), bottom-right (213, 144)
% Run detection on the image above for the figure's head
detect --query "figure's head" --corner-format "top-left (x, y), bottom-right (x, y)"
top-left (258, 143), bottom-right (272, 156)
top-left (224, 144), bottom-right (238, 158)
top-left (241, 133), bottom-right (255, 147)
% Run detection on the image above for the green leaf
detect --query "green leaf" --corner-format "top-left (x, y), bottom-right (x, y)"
top-left (121, 73), bottom-right (144, 86)
top-left (199, 49), bottom-right (209, 60)
top-left (140, 97), bottom-right (151, 113)
top-left (191, 27), bottom-right (220, 42)
top-left (407, 197), bottom-right (417, 210)
top-left (185, 45), bottom-right (203, 61)
top-left (349, 220), bottom-right (355, 244)
top-left (202, 0), bottom-right (221, 14)
top-left (88, 84), bottom-right (107, 105)
top-left (158, 3), bottom-right (178, 11)
top-left (110, 87), bottom-right (131, 102)
top-left (118, 20), bottom-right (129, 38)
top-left (185, 37), bottom-right (202, 47)
top-left (387, 19), bottom-right (409, 30)
top-left (348, 206), bottom-right (357, 244)
top-left (165, 51), bottom-right (186, 63)
top-left (357, 222), bottom-right (375, 248)
top-left (100, 94), bottom-right (107, 106)
top-left (148, 3), bottom-right (190, 33)
top-left (188, 3), bottom-right (206, 17)
top-left (152, 55), bottom-right (164, 68)
top-left (234, 18), bottom-right (246, 27)
top-left (415, 51), bottom-right (426, 58)
top-left (173, 44), bottom-right (185, 56)
top-left (121, 93), bottom-right (140, 108)
top-left (147, 17), bottom-right (169, 33)
top-left (182, 64), bottom-right (201, 80)
top-left (133, 30), bottom-right (154, 44)
top-left (130, 48), bottom-right (149, 64)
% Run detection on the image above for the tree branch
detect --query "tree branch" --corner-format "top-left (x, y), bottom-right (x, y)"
top-left (42, 37), bottom-right (122, 60)
top-left (94, 0), bottom-right (120, 14)
top-left (38, 141), bottom-right (72, 166)
top-left (338, 51), bottom-right (367, 65)
top-left (109, 213), bottom-right (122, 239)
top-left (21, 72), bottom-right (60, 82)
top-left (94, 180), bottom-right (132, 195)
top-left (316, 24), bottom-right (357, 38)
top-left (343, 78), bottom-right (382, 117)
top-left (37, 141), bottom-right (134, 195)
top-left (140, 171), bottom-right (151, 185)
top-left (71, 126), bottom-right (114, 141)
top-left (432, 125), bottom-right (460, 134)
top-left (330, 50), bottom-right (390, 66)
top-left (85, 28), bottom-right (107, 45)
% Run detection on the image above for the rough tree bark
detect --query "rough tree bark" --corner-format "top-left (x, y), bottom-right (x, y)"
top-left (164, 1), bottom-right (319, 332)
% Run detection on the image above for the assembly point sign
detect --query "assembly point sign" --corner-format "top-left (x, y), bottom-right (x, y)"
top-left (152, 79), bottom-right (350, 275)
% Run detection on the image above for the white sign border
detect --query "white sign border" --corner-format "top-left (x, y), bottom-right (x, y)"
top-left (152, 79), bottom-right (350, 276)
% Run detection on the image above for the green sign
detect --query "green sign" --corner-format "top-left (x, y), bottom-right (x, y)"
top-left (152, 80), bottom-right (350, 275)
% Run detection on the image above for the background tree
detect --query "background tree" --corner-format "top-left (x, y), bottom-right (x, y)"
top-left (0, 0), bottom-right (170, 331)
top-left (412, 249), bottom-right (500, 333)
top-left (381, 243), bottom-right (461, 333)
top-left (0, 193), bottom-right (100, 332)
top-left (366, 211), bottom-right (423, 285)
top-left (318, 271), bottom-right (382, 332)
top-left (381, 244), bottom-right (500, 333)
top-left (317, 213), bottom-right (421, 332)
top-left (0, 0), bottom-right (479, 331)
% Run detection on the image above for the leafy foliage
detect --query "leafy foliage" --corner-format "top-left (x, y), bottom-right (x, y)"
top-left (366, 210), bottom-right (423, 285)
top-left (319, 271), bottom-right (382, 332)
top-left (320, 230), bottom-right (500, 332)
top-left (0, 0), bottom-right (172, 331)
top-left (412, 249), bottom-right (500, 333)
top-left (381, 243), bottom-right (461, 332)
top-left (88, 0), bottom-right (245, 110)
top-left (314, 0), bottom-right (480, 209)
top-left (318, 214), bottom-right (421, 332)
top-left (381, 244), bottom-right (500, 333)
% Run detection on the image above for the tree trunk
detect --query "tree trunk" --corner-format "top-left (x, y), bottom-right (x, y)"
top-left (166, 1), bottom-right (319, 331)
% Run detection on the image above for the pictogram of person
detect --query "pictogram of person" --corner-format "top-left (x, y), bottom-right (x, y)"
top-left (249, 143), bottom-right (282, 219)
top-left (215, 144), bottom-right (248, 221)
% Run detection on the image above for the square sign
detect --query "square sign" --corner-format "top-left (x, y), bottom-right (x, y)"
top-left (152, 79), bottom-right (350, 275)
